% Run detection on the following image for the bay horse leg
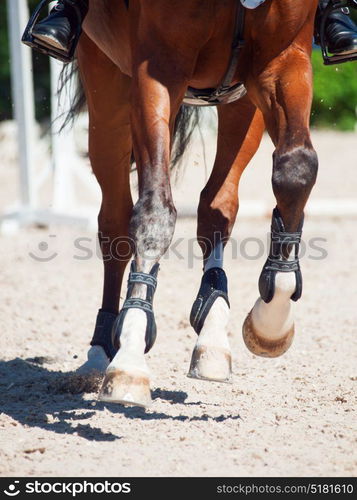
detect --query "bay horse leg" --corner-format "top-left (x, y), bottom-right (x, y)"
top-left (189, 96), bottom-right (265, 381)
top-left (98, 42), bottom-right (194, 407)
top-left (243, 48), bottom-right (318, 357)
top-left (76, 34), bottom-right (133, 373)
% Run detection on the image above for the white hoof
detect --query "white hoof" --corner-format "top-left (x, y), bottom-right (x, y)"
top-left (188, 297), bottom-right (232, 382)
top-left (76, 345), bottom-right (110, 375)
top-left (243, 272), bottom-right (296, 357)
top-left (98, 368), bottom-right (152, 407)
top-left (188, 345), bottom-right (232, 383)
top-left (242, 310), bottom-right (295, 358)
top-left (98, 308), bottom-right (152, 406)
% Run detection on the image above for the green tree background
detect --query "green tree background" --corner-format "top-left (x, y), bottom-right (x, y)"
top-left (0, 1), bottom-right (356, 129)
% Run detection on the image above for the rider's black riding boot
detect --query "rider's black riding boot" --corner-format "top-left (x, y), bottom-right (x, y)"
top-left (31, 0), bottom-right (88, 60)
top-left (315, 0), bottom-right (357, 55)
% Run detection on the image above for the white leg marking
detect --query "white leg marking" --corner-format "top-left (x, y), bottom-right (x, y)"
top-left (251, 271), bottom-right (296, 341)
top-left (77, 345), bottom-right (110, 375)
top-left (108, 309), bottom-right (149, 376)
top-left (197, 297), bottom-right (230, 350)
top-left (189, 297), bottom-right (232, 382)
top-left (99, 307), bottom-right (151, 406)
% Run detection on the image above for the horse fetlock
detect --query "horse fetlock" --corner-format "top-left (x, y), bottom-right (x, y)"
top-left (245, 270), bottom-right (296, 357)
top-left (259, 264), bottom-right (301, 303)
top-left (196, 298), bottom-right (230, 347)
top-left (274, 271), bottom-right (298, 297)
top-left (245, 207), bottom-right (300, 358)
top-left (259, 207), bottom-right (303, 303)
top-left (108, 347), bottom-right (150, 378)
top-left (76, 345), bottom-right (110, 375)
top-left (251, 292), bottom-right (294, 338)
top-left (112, 306), bottom-right (156, 354)
top-left (190, 268), bottom-right (230, 334)
top-left (110, 310), bottom-right (148, 361)
top-left (112, 261), bottom-right (159, 355)
top-left (189, 294), bottom-right (232, 382)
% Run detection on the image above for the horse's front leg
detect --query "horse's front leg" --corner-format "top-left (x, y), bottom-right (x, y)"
top-left (189, 97), bottom-right (265, 382)
top-left (243, 48), bottom-right (318, 357)
top-left (98, 49), bottom-right (191, 407)
top-left (76, 35), bottom-right (133, 376)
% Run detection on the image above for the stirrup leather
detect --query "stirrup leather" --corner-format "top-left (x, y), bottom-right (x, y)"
top-left (112, 261), bottom-right (159, 354)
top-left (259, 208), bottom-right (303, 303)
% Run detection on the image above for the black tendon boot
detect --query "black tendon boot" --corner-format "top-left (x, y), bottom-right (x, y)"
top-left (315, 0), bottom-right (357, 64)
top-left (22, 0), bottom-right (89, 62)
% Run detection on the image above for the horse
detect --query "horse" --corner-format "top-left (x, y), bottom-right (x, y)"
top-left (69, 0), bottom-right (319, 407)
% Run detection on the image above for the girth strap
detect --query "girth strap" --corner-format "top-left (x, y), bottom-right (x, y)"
top-left (217, 0), bottom-right (245, 95)
top-left (184, 0), bottom-right (246, 106)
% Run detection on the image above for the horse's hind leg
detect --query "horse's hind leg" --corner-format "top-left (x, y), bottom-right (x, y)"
top-left (189, 96), bottom-right (264, 382)
top-left (243, 47), bottom-right (318, 357)
top-left (76, 35), bottom-right (133, 374)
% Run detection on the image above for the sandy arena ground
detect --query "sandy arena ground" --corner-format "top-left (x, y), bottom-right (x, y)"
top-left (0, 126), bottom-right (356, 477)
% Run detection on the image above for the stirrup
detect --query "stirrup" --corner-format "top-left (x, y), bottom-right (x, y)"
top-left (112, 261), bottom-right (160, 354)
top-left (319, 0), bottom-right (357, 65)
top-left (259, 208), bottom-right (303, 303)
top-left (22, 0), bottom-right (83, 62)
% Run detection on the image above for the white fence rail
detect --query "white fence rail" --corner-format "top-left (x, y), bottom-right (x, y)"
top-left (1, 0), bottom-right (99, 232)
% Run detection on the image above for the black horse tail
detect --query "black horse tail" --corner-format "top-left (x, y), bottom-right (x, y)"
top-left (58, 62), bottom-right (201, 171)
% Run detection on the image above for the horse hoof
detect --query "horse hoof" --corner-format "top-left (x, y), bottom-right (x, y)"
top-left (76, 345), bottom-right (110, 375)
top-left (187, 345), bottom-right (232, 383)
top-left (242, 311), bottom-right (295, 358)
top-left (98, 369), bottom-right (152, 408)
